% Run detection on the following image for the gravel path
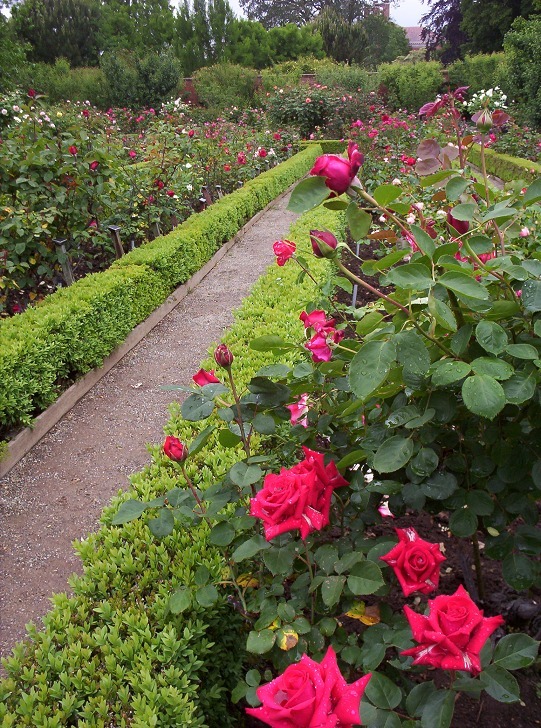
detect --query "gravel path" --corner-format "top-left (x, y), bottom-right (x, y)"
top-left (0, 193), bottom-right (299, 661)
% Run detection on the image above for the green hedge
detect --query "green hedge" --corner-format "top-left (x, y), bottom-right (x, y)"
top-left (468, 145), bottom-right (541, 185)
top-left (0, 146), bottom-right (320, 440)
top-left (300, 139), bottom-right (348, 155)
top-left (0, 204), bottom-right (346, 727)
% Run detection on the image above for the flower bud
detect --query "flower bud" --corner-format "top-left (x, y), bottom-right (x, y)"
top-left (310, 230), bottom-right (338, 258)
top-left (472, 109), bottom-right (493, 133)
top-left (214, 344), bottom-right (234, 368)
top-left (163, 435), bottom-right (188, 462)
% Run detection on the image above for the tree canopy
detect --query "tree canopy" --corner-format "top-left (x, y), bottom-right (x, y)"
top-left (238, 0), bottom-right (378, 29)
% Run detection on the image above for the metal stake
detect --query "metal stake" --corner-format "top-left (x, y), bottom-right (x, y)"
top-left (107, 225), bottom-right (124, 258)
top-left (53, 238), bottom-right (74, 286)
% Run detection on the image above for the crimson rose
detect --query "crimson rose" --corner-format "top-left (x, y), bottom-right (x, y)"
top-left (380, 527), bottom-right (446, 597)
top-left (401, 584), bottom-right (504, 674)
top-left (192, 368), bottom-right (220, 386)
top-left (246, 646), bottom-right (371, 728)
top-left (163, 435), bottom-right (188, 463)
top-left (273, 239), bottom-right (296, 266)
top-left (249, 447), bottom-right (348, 541)
top-left (310, 142), bottom-right (363, 195)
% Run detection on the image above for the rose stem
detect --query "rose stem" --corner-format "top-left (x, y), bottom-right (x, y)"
top-left (180, 464), bottom-right (208, 517)
top-left (471, 531), bottom-right (486, 602)
top-left (303, 541), bottom-right (316, 623)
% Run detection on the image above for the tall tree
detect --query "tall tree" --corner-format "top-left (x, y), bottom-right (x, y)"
top-left (173, 0), bottom-right (234, 75)
top-left (420, 0), bottom-right (468, 63)
top-left (238, 0), bottom-right (379, 30)
top-left (98, 0), bottom-right (175, 53)
top-left (460, 0), bottom-right (536, 54)
top-left (0, 13), bottom-right (28, 90)
top-left (12, 0), bottom-right (101, 66)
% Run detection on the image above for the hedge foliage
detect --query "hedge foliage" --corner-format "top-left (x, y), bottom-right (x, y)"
top-left (468, 145), bottom-right (541, 185)
top-left (0, 145), bottom-right (320, 441)
top-left (0, 202), bottom-right (346, 727)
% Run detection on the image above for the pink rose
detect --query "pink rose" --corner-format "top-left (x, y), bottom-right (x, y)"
top-left (310, 142), bottom-right (363, 195)
top-left (246, 646), bottom-right (371, 728)
top-left (310, 230), bottom-right (338, 258)
top-left (287, 393), bottom-right (309, 427)
top-left (249, 447), bottom-right (348, 541)
top-left (192, 368), bottom-right (220, 386)
top-left (300, 309), bottom-right (333, 332)
top-left (305, 330), bottom-right (344, 363)
top-left (273, 239), bottom-right (296, 266)
top-left (380, 527), bottom-right (446, 597)
top-left (401, 585), bottom-right (504, 674)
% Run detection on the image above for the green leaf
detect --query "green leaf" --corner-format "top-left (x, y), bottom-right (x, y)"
top-left (475, 320), bottom-right (508, 354)
top-left (209, 521), bottom-right (236, 547)
top-left (337, 449), bottom-right (367, 469)
top-left (522, 178), bottom-right (541, 206)
top-left (387, 262), bottom-right (434, 290)
top-left (451, 324), bottom-right (473, 355)
top-left (470, 357), bottom-right (514, 380)
top-left (365, 672), bottom-right (402, 710)
top-left (256, 364), bottom-right (290, 377)
top-left (410, 224), bottom-right (435, 259)
top-left (321, 575), bottom-right (346, 607)
top-left (181, 393), bottom-right (215, 421)
top-left (449, 507), bottom-right (478, 537)
top-left (521, 280), bottom-right (541, 313)
top-left (112, 499), bottom-right (148, 525)
top-left (422, 472), bottom-right (458, 499)
top-left (462, 375), bottom-right (506, 419)
top-left (251, 413), bottom-right (276, 435)
top-left (218, 428), bottom-right (242, 447)
top-left (349, 340), bottom-right (395, 400)
top-left (373, 183), bottom-right (402, 206)
top-left (287, 176), bottom-right (330, 213)
top-left (348, 561), bottom-right (385, 595)
top-left (148, 508), bottom-right (175, 538)
top-left (250, 335), bottom-right (294, 353)
top-left (188, 425), bottom-right (215, 457)
top-left (195, 584), bottom-right (219, 607)
top-left (450, 202), bottom-right (477, 221)
top-left (502, 370), bottom-right (536, 405)
top-left (347, 202), bottom-right (372, 239)
top-left (439, 271), bottom-right (489, 300)
top-left (232, 535), bottom-right (271, 562)
top-left (245, 669), bottom-right (261, 687)
top-left (263, 544), bottom-right (297, 576)
top-left (481, 664), bottom-right (520, 703)
top-left (421, 690), bottom-right (455, 728)
top-left (229, 462), bottom-right (263, 488)
top-left (505, 344), bottom-right (539, 360)
top-left (446, 176), bottom-right (469, 201)
top-left (373, 436), bottom-right (414, 473)
top-left (466, 490), bottom-right (494, 516)
top-left (323, 198), bottom-right (349, 210)
top-left (428, 295), bottom-right (458, 332)
top-left (169, 587), bottom-right (192, 614)
top-left (432, 360), bottom-right (472, 387)
top-left (395, 330), bottom-right (431, 376)
top-left (492, 634), bottom-right (540, 670)
top-left (406, 681), bottom-right (436, 717)
top-left (246, 629), bottom-right (276, 655)
top-left (502, 552), bottom-right (537, 590)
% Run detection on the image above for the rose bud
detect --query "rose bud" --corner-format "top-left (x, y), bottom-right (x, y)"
top-left (188, 129), bottom-right (195, 137)
top-left (68, 145), bottom-right (78, 156)
top-left (310, 142), bottom-right (363, 195)
top-left (447, 210), bottom-right (469, 236)
top-left (89, 161), bottom-right (99, 171)
top-left (28, 88), bottom-right (36, 98)
top-left (310, 230), bottom-right (338, 258)
top-left (214, 344), bottom-right (234, 368)
top-left (163, 435), bottom-right (188, 462)
top-left (472, 109), bottom-right (493, 133)
top-left (166, 189), bottom-right (175, 197)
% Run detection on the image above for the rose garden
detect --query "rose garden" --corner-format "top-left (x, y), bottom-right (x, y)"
top-left (1, 19), bottom-right (541, 728)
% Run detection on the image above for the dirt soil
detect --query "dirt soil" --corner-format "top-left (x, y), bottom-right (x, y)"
top-left (0, 192), bottom-right (299, 663)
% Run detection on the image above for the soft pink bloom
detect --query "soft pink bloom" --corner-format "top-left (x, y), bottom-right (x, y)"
top-left (520, 227), bottom-right (530, 237)
top-left (310, 142), bottom-right (363, 195)
top-left (192, 369), bottom-right (220, 386)
top-left (246, 646), bottom-right (371, 728)
top-left (305, 329), bottom-right (344, 363)
top-left (378, 500), bottom-right (394, 518)
top-left (273, 239), bottom-right (296, 266)
top-left (287, 393), bottom-right (309, 428)
top-left (249, 447), bottom-right (348, 541)
top-left (128, 150), bottom-right (137, 159)
top-left (380, 527), bottom-right (446, 597)
top-left (401, 585), bottom-right (504, 674)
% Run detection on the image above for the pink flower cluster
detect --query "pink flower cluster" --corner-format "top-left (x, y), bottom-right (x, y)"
top-left (300, 310), bottom-right (344, 363)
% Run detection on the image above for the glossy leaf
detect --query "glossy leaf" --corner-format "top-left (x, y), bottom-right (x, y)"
top-left (462, 374), bottom-right (506, 419)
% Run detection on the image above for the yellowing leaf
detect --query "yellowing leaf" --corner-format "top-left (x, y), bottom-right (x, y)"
top-left (28, 292), bottom-right (37, 300)
top-left (237, 573), bottom-right (259, 588)
top-left (361, 605), bottom-right (381, 626)
top-left (345, 601), bottom-right (366, 620)
top-left (277, 628), bottom-right (299, 651)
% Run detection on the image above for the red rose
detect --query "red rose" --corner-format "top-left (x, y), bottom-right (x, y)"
top-left (68, 145), bottom-right (78, 156)
top-left (28, 88), bottom-right (36, 98)
top-left (310, 230), bottom-right (338, 258)
top-left (163, 435), bottom-right (188, 463)
top-left (380, 527), bottom-right (446, 597)
top-left (273, 132), bottom-right (281, 140)
top-left (273, 239), bottom-right (296, 266)
top-left (154, 179), bottom-right (164, 189)
top-left (259, 148), bottom-right (267, 158)
top-left (188, 129), bottom-right (195, 137)
top-left (82, 109), bottom-right (90, 118)
top-left (214, 344), bottom-right (234, 368)
top-left (305, 328), bottom-right (344, 363)
top-left (401, 585), bottom-right (504, 674)
top-left (447, 210), bottom-right (469, 236)
top-left (249, 447), bottom-right (348, 541)
top-left (166, 189), bottom-right (175, 197)
top-left (246, 646), bottom-right (371, 728)
top-left (223, 164), bottom-right (231, 171)
top-left (89, 161), bottom-right (99, 171)
top-left (300, 310), bottom-right (334, 331)
top-left (192, 368), bottom-right (220, 386)
top-left (310, 142), bottom-right (363, 195)
top-left (237, 152), bottom-right (247, 165)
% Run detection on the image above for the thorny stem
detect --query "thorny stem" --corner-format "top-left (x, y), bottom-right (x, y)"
top-left (226, 367), bottom-right (250, 460)
top-left (303, 541), bottom-right (316, 623)
top-left (472, 532), bottom-right (486, 602)
top-left (355, 188), bottom-right (410, 237)
top-left (293, 255), bottom-right (320, 287)
top-left (479, 135), bottom-right (491, 207)
top-left (462, 240), bottom-right (515, 297)
top-left (180, 464), bottom-right (208, 517)
top-left (336, 260), bottom-right (455, 357)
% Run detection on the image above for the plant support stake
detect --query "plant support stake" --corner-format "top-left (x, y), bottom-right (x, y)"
top-left (107, 225), bottom-right (124, 259)
top-left (53, 238), bottom-right (74, 286)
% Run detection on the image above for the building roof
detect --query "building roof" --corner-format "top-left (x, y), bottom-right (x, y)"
top-left (404, 26), bottom-right (426, 49)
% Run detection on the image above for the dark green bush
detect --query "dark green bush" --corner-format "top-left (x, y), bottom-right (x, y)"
top-left (267, 85), bottom-right (337, 137)
top-left (447, 52), bottom-right (506, 96)
top-left (376, 59), bottom-right (444, 111)
top-left (501, 15), bottom-right (541, 128)
top-left (192, 62), bottom-right (258, 111)
top-left (100, 50), bottom-right (180, 109)
top-left (18, 59), bottom-right (109, 105)
top-left (468, 145), bottom-right (541, 184)
top-left (312, 59), bottom-right (374, 93)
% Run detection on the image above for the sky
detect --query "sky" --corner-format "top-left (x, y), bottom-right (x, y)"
top-left (226, 0), bottom-right (427, 27)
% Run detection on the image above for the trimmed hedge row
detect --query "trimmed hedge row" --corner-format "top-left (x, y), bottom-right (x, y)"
top-left (0, 145), bottom-right (321, 440)
top-left (468, 145), bottom-right (541, 185)
top-left (0, 204), bottom-right (346, 727)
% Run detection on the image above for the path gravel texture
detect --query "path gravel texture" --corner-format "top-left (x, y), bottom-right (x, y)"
top-left (0, 192), bottom-right (299, 661)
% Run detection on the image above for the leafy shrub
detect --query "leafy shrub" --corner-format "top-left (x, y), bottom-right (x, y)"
top-left (259, 57), bottom-right (319, 94)
top-left (192, 62), bottom-right (258, 111)
top-left (18, 59), bottom-right (109, 106)
top-left (312, 59), bottom-right (374, 93)
top-left (267, 85), bottom-right (337, 138)
top-left (101, 50), bottom-right (180, 109)
top-left (377, 59), bottom-right (443, 111)
top-left (501, 15), bottom-right (541, 128)
top-left (447, 53), bottom-right (506, 96)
